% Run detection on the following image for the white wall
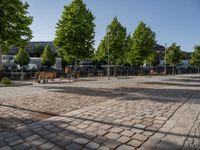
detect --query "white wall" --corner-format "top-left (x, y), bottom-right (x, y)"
top-left (159, 59), bottom-right (189, 68)
top-left (2, 55), bottom-right (62, 70)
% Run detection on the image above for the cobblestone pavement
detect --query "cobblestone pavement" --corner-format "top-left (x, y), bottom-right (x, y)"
top-left (0, 88), bottom-right (120, 132)
top-left (182, 112), bottom-right (200, 150)
top-left (0, 75), bottom-right (200, 150)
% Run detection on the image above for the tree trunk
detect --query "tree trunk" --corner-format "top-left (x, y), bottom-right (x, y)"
top-left (114, 65), bottom-right (116, 77)
top-left (0, 45), bottom-right (2, 71)
top-left (148, 65), bottom-right (151, 76)
top-left (141, 65), bottom-right (143, 76)
top-left (172, 65), bottom-right (175, 75)
top-left (74, 59), bottom-right (78, 79)
top-left (21, 68), bottom-right (23, 81)
top-left (198, 67), bottom-right (200, 74)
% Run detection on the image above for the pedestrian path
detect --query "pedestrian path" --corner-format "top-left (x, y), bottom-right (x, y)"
top-left (0, 75), bottom-right (200, 149)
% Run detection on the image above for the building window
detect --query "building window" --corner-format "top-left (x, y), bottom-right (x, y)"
top-left (3, 56), bottom-right (6, 60)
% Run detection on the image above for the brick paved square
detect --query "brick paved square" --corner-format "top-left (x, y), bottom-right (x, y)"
top-left (132, 134), bottom-right (148, 142)
top-left (128, 139), bottom-right (142, 147)
top-left (99, 125), bottom-right (112, 130)
top-left (95, 129), bottom-right (107, 136)
top-left (0, 76), bottom-right (200, 150)
top-left (73, 138), bottom-right (89, 145)
top-left (32, 138), bottom-right (46, 146)
top-left (104, 140), bottom-right (121, 149)
top-left (39, 142), bottom-right (55, 149)
top-left (8, 139), bottom-right (24, 146)
top-left (109, 127), bottom-right (124, 133)
top-left (65, 143), bottom-right (82, 150)
top-left (93, 136), bottom-right (107, 144)
top-left (86, 141), bottom-right (100, 149)
top-left (26, 135), bottom-right (40, 141)
top-left (105, 132), bottom-right (121, 140)
top-left (120, 130), bottom-right (135, 137)
top-left (117, 144), bottom-right (135, 150)
top-left (117, 136), bottom-right (130, 143)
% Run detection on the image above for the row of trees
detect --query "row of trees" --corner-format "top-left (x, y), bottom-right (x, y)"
top-left (54, 0), bottom-right (199, 73)
top-left (93, 19), bottom-right (159, 67)
top-left (1, 0), bottom-right (200, 75)
top-left (54, 0), bottom-right (159, 69)
top-left (0, 0), bottom-right (55, 72)
top-left (190, 45), bottom-right (200, 73)
top-left (28, 45), bottom-right (45, 57)
top-left (15, 45), bottom-right (56, 69)
top-left (0, 0), bottom-right (33, 71)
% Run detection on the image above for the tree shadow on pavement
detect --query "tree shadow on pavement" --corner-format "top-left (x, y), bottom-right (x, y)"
top-left (0, 114), bottom-right (199, 150)
top-left (165, 78), bottom-right (200, 83)
top-left (36, 84), bottom-right (200, 104)
top-left (35, 85), bottom-right (125, 98)
top-left (140, 81), bottom-right (200, 87)
top-left (116, 87), bottom-right (200, 103)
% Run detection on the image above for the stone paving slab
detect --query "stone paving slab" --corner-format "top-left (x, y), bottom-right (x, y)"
top-left (139, 92), bottom-right (200, 150)
top-left (0, 87), bottom-right (120, 132)
top-left (0, 75), bottom-right (200, 149)
top-left (0, 76), bottom-right (191, 133)
top-left (0, 91), bottom-right (195, 149)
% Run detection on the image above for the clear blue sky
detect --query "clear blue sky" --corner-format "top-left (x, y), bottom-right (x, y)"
top-left (24, 0), bottom-right (200, 52)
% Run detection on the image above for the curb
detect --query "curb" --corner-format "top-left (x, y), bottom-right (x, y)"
top-left (0, 82), bottom-right (33, 87)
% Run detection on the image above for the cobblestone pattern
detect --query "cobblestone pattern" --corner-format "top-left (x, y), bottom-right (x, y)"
top-left (181, 92), bottom-right (200, 150)
top-left (0, 88), bottom-right (119, 132)
top-left (139, 92), bottom-right (200, 150)
top-left (182, 112), bottom-right (200, 150)
top-left (0, 76), bottom-right (199, 149)
top-left (0, 87), bottom-right (119, 114)
top-left (0, 106), bottom-right (51, 132)
top-left (0, 90), bottom-right (191, 150)
top-left (0, 81), bottom-right (190, 133)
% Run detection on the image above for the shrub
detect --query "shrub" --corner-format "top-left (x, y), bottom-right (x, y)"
top-left (1, 77), bottom-right (11, 86)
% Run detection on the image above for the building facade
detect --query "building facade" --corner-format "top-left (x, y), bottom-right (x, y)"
top-left (2, 55), bottom-right (62, 71)
top-left (2, 41), bottom-right (62, 71)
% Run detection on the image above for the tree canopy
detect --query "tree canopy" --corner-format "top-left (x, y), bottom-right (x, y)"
top-left (0, 0), bottom-right (33, 70)
top-left (126, 22), bottom-right (156, 66)
top-left (41, 45), bottom-right (56, 68)
top-left (190, 45), bottom-right (200, 70)
top-left (166, 43), bottom-right (181, 74)
top-left (166, 43), bottom-right (181, 66)
top-left (28, 45), bottom-right (45, 57)
top-left (93, 38), bottom-right (107, 64)
top-left (147, 50), bottom-right (160, 67)
top-left (54, 0), bottom-right (95, 65)
top-left (15, 48), bottom-right (30, 68)
top-left (94, 17), bottom-right (127, 64)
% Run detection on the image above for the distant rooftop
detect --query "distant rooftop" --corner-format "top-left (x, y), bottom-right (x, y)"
top-left (8, 41), bottom-right (57, 55)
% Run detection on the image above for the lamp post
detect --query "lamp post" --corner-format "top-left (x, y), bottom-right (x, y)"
top-left (0, 46), bottom-right (2, 71)
top-left (107, 28), bottom-right (110, 80)
top-left (164, 44), bottom-right (167, 75)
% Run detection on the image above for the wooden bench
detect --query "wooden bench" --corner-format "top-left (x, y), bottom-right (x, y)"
top-left (34, 72), bottom-right (56, 83)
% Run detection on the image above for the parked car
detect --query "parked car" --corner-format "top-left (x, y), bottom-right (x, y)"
top-left (76, 65), bottom-right (97, 72)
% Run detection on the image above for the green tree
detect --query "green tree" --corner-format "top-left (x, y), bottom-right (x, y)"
top-left (93, 38), bottom-right (107, 64)
top-left (124, 33), bottom-right (131, 64)
top-left (15, 48), bottom-right (30, 80)
top-left (28, 45), bottom-right (45, 57)
top-left (147, 50), bottom-right (160, 67)
top-left (54, 0), bottom-right (95, 74)
top-left (190, 45), bottom-right (200, 73)
top-left (166, 43), bottom-right (181, 74)
top-left (95, 17), bottom-right (127, 65)
top-left (41, 45), bottom-right (56, 68)
top-left (0, 0), bottom-right (33, 71)
top-left (15, 48), bottom-right (30, 68)
top-left (127, 22), bottom-right (156, 66)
